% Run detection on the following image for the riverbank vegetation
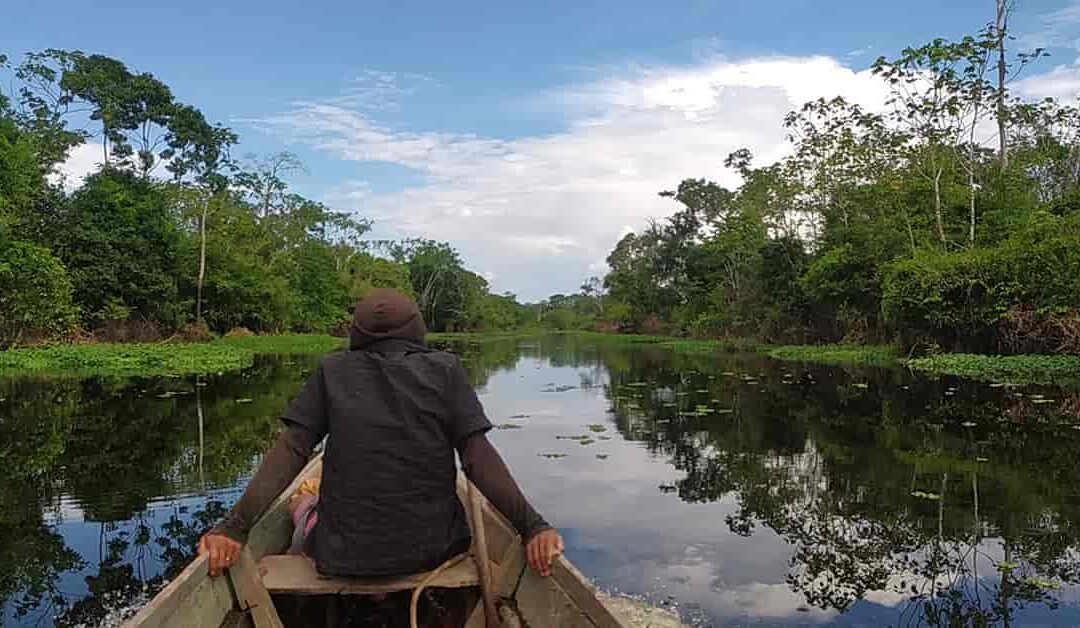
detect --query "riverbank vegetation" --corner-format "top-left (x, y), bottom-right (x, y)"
top-left (905, 353), bottom-right (1080, 386)
top-left (4, 329), bottom-right (1073, 382)
top-left (0, 342), bottom-right (255, 377)
top-left (4, 4), bottom-right (1079, 381)
top-left (548, 7), bottom-right (1080, 363)
top-left (767, 344), bottom-right (900, 367)
top-left (0, 331), bottom-right (591, 377)
top-left (0, 51), bottom-right (535, 351)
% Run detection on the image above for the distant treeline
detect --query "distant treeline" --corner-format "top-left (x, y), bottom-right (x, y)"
top-left (575, 9), bottom-right (1080, 355)
top-left (0, 50), bottom-right (539, 347)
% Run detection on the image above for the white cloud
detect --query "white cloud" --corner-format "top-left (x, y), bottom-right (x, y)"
top-left (713, 581), bottom-right (834, 621)
top-left (324, 69), bottom-right (436, 112)
top-left (1013, 1), bottom-right (1080, 103)
top-left (254, 56), bottom-right (890, 300)
top-left (52, 142), bottom-right (104, 190)
top-left (1016, 58), bottom-right (1080, 101)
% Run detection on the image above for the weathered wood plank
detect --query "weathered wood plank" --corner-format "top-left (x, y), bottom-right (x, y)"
top-left (493, 540), bottom-right (526, 598)
top-left (551, 557), bottom-right (627, 628)
top-left (466, 481), bottom-right (499, 626)
top-left (228, 548), bottom-right (285, 628)
top-left (515, 566), bottom-right (595, 628)
top-left (124, 454), bottom-right (324, 627)
top-left (121, 555), bottom-right (234, 628)
top-left (160, 566), bottom-right (235, 628)
top-left (464, 540), bottom-right (526, 628)
top-left (258, 554), bottom-right (479, 595)
top-left (246, 455), bottom-right (323, 560)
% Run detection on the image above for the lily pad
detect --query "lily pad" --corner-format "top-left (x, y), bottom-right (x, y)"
top-left (587, 424), bottom-right (607, 433)
top-left (496, 423), bottom-right (523, 430)
top-left (510, 414), bottom-right (530, 419)
top-left (598, 436), bottom-right (612, 440)
top-left (578, 438), bottom-right (596, 446)
top-left (538, 453), bottom-right (567, 459)
top-left (595, 454), bottom-right (609, 460)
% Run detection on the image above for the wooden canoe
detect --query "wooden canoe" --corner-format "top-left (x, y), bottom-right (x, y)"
top-left (123, 453), bottom-right (628, 628)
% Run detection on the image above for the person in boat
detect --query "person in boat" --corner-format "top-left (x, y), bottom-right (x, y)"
top-left (199, 288), bottom-right (564, 584)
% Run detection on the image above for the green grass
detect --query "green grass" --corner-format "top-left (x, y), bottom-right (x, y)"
top-left (13, 330), bottom-right (1070, 386)
top-left (0, 331), bottom-right (558, 378)
top-left (905, 353), bottom-right (1080, 386)
top-left (660, 337), bottom-right (766, 353)
top-left (767, 344), bottom-right (901, 367)
top-left (0, 342), bottom-right (256, 377)
top-left (0, 333), bottom-right (348, 378)
top-left (219, 333), bottom-right (344, 354)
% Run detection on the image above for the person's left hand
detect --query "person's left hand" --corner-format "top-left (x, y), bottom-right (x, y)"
top-left (526, 528), bottom-right (564, 577)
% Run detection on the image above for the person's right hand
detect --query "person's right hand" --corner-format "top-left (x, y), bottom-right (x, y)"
top-left (527, 528), bottom-right (564, 577)
top-left (199, 533), bottom-right (243, 577)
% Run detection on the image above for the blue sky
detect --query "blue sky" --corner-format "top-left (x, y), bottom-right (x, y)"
top-left (4, 0), bottom-right (1080, 300)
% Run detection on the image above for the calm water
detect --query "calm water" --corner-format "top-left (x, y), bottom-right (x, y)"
top-left (3, 335), bottom-right (1080, 627)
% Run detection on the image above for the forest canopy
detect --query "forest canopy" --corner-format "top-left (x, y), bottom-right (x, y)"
top-left (0, 50), bottom-right (531, 347)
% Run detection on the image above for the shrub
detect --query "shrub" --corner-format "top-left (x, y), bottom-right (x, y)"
top-left (882, 215), bottom-right (1080, 353)
top-left (0, 239), bottom-right (78, 347)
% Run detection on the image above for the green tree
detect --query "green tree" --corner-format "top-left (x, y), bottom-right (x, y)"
top-left (54, 170), bottom-right (185, 327)
top-left (285, 241), bottom-right (350, 332)
top-left (341, 252), bottom-right (413, 301)
top-left (0, 238), bottom-right (77, 346)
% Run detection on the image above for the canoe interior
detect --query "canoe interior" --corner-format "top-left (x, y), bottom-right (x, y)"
top-left (122, 453), bottom-right (626, 628)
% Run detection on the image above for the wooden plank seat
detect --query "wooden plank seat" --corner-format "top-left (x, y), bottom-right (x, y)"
top-left (258, 554), bottom-right (481, 596)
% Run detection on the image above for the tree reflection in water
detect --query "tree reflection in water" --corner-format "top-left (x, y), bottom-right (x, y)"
top-left (3, 337), bottom-right (1080, 627)
top-left (0, 356), bottom-right (313, 626)
top-left (595, 335), bottom-right (1080, 626)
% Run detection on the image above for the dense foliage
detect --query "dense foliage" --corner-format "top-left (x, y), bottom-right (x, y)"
top-left (0, 50), bottom-right (529, 347)
top-left (587, 16), bottom-right (1080, 355)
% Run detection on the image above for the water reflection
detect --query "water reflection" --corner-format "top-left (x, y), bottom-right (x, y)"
top-left (0, 357), bottom-right (314, 626)
top-left (3, 337), bottom-right (1080, 626)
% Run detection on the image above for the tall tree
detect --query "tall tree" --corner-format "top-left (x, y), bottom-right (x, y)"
top-left (234, 152), bottom-right (307, 217)
top-left (164, 104), bottom-right (237, 325)
top-left (995, 0), bottom-right (1012, 168)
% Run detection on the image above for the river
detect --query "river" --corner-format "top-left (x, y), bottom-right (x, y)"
top-left (3, 334), bottom-right (1079, 627)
